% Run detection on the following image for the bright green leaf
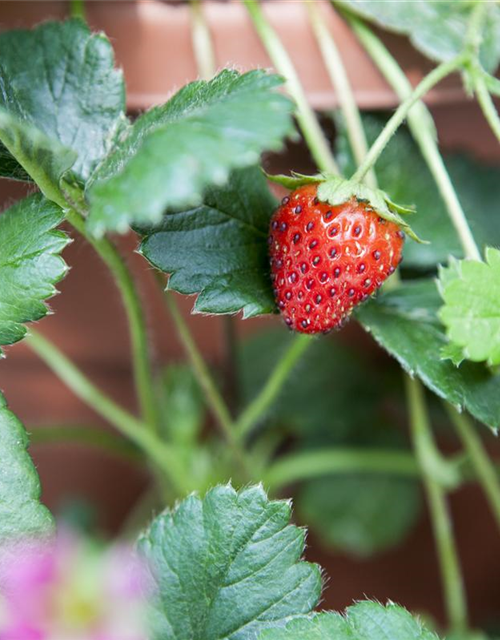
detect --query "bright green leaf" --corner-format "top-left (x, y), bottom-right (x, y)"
top-left (298, 475), bottom-right (421, 557)
top-left (0, 392), bottom-right (54, 542)
top-left (356, 280), bottom-right (500, 431)
top-left (439, 249), bottom-right (500, 366)
top-left (0, 19), bottom-right (125, 185)
top-left (336, 115), bottom-right (500, 269)
top-left (88, 70), bottom-right (294, 236)
top-left (336, 1), bottom-right (500, 73)
top-left (0, 194), bottom-right (69, 353)
top-left (139, 167), bottom-right (277, 318)
top-left (138, 484), bottom-right (322, 640)
top-left (260, 602), bottom-right (438, 640)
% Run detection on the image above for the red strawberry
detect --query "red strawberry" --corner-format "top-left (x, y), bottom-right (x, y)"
top-left (269, 183), bottom-right (404, 334)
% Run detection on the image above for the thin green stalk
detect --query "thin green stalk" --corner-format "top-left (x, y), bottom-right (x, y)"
top-left (160, 285), bottom-right (251, 475)
top-left (447, 404), bottom-right (500, 534)
top-left (264, 448), bottom-right (420, 491)
top-left (306, 1), bottom-right (376, 189)
top-left (26, 330), bottom-right (189, 494)
top-left (244, 0), bottom-right (338, 175)
top-left (346, 14), bottom-right (481, 261)
top-left (236, 334), bottom-right (312, 440)
top-left (65, 208), bottom-right (160, 432)
top-left (190, 0), bottom-right (216, 81)
top-left (69, 0), bottom-right (86, 21)
top-left (30, 424), bottom-right (141, 462)
top-left (475, 76), bottom-right (500, 146)
top-left (352, 53), bottom-right (467, 184)
top-left (406, 377), bottom-right (468, 634)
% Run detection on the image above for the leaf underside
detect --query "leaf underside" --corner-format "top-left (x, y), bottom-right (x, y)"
top-left (138, 484), bottom-right (322, 640)
top-left (0, 194), bottom-right (69, 354)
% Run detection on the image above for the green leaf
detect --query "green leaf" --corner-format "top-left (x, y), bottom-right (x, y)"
top-left (265, 172), bottom-right (323, 190)
top-left (260, 602), bottom-right (438, 640)
top-left (336, 0), bottom-right (500, 73)
top-left (0, 19), bottom-right (125, 184)
top-left (438, 249), bottom-right (500, 366)
top-left (139, 166), bottom-right (277, 318)
top-left (138, 484), bottom-right (322, 640)
top-left (0, 392), bottom-right (54, 542)
top-left (356, 279), bottom-right (500, 431)
top-left (336, 115), bottom-right (500, 269)
top-left (0, 194), bottom-right (69, 353)
top-left (298, 475), bottom-right (421, 557)
top-left (157, 364), bottom-right (205, 445)
top-left (88, 69), bottom-right (294, 236)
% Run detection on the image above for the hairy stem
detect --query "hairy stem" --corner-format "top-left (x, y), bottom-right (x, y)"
top-left (69, 0), bottom-right (86, 21)
top-left (26, 330), bottom-right (189, 494)
top-left (264, 448), bottom-right (420, 490)
top-left (346, 14), bottom-right (481, 261)
top-left (447, 405), bottom-right (500, 534)
top-left (244, 0), bottom-right (338, 174)
top-left (159, 283), bottom-right (251, 475)
top-left (475, 76), bottom-right (500, 146)
top-left (65, 208), bottom-right (160, 432)
top-left (406, 377), bottom-right (468, 634)
top-left (306, 1), bottom-right (376, 188)
top-left (352, 54), bottom-right (467, 184)
top-left (190, 0), bottom-right (216, 81)
top-left (30, 424), bottom-right (141, 462)
top-left (236, 334), bottom-right (311, 440)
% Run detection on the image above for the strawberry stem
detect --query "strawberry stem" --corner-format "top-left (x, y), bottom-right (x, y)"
top-left (406, 377), bottom-right (468, 635)
top-left (474, 74), bottom-right (500, 148)
top-left (351, 53), bottom-right (467, 185)
top-left (243, 0), bottom-right (339, 175)
top-left (190, 0), bottom-right (216, 81)
top-left (69, 0), bottom-right (86, 21)
top-left (345, 13), bottom-right (481, 261)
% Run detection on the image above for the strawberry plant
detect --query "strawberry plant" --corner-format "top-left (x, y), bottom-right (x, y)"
top-left (1, 0), bottom-right (500, 637)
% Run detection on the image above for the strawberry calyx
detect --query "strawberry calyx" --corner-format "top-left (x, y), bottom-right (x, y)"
top-left (266, 172), bottom-right (426, 243)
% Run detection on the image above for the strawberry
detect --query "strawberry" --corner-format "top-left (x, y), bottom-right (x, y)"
top-left (269, 183), bottom-right (404, 334)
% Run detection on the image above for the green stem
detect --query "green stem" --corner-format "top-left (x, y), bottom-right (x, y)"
top-left (406, 377), bottom-right (468, 634)
top-left (160, 284), bottom-right (251, 475)
top-left (475, 75), bottom-right (500, 146)
top-left (346, 14), bottom-right (481, 261)
top-left (351, 53), bottom-right (466, 184)
top-left (244, 0), bottom-right (339, 174)
top-left (69, 0), bottom-right (86, 21)
top-left (65, 208), bottom-right (160, 432)
top-left (447, 404), bottom-right (500, 534)
top-left (236, 334), bottom-right (312, 440)
top-left (26, 330), bottom-right (189, 494)
top-left (30, 424), bottom-right (141, 462)
top-left (306, 1), bottom-right (376, 189)
top-left (264, 448), bottom-right (420, 490)
top-left (190, 0), bottom-right (216, 81)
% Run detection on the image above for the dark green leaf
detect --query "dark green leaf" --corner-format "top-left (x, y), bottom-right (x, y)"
top-left (336, 115), bottom-right (500, 268)
top-left (140, 167), bottom-right (277, 318)
top-left (336, 1), bottom-right (500, 72)
top-left (260, 602), bottom-right (438, 640)
top-left (88, 70), bottom-right (294, 236)
top-left (298, 475), bottom-right (421, 557)
top-left (356, 280), bottom-right (500, 431)
top-left (0, 19), bottom-right (125, 184)
top-left (0, 195), bottom-right (69, 353)
top-left (0, 392), bottom-right (54, 542)
top-left (139, 484), bottom-right (321, 640)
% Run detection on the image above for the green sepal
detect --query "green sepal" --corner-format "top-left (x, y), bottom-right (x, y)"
top-left (316, 175), bottom-right (424, 243)
top-left (264, 171), bottom-right (324, 190)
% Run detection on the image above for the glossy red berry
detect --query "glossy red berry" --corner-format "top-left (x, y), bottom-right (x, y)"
top-left (269, 183), bottom-right (404, 334)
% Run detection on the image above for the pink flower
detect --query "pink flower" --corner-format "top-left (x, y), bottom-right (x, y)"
top-left (0, 530), bottom-right (150, 640)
